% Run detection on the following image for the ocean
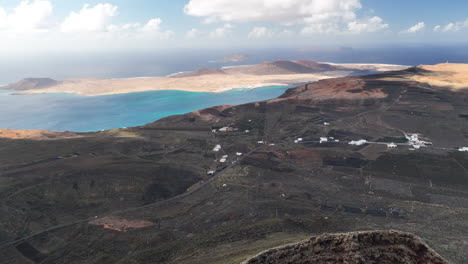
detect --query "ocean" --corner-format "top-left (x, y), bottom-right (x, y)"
top-left (0, 86), bottom-right (293, 132)
top-left (1, 45), bottom-right (468, 132)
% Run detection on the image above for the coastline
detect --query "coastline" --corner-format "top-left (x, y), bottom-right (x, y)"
top-left (11, 73), bottom-right (347, 96)
top-left (3, 62), bottom-right (409, 96)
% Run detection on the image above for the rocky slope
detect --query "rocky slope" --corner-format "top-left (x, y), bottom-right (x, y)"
top-left (243, 230), bottom-right (448, 264)
top-left (0, 66), bottom-right (467, 264)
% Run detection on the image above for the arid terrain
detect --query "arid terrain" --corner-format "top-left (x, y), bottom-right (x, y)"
top-left (0, 65), bottom-right (467, 264)
top-left (1, 60), bottom-right (407, 96)
top-left (243, 230), bottom-right (448, 264)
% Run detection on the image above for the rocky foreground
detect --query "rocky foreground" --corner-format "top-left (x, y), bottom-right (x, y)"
top-left (243, 230), bottom-right (448, 264)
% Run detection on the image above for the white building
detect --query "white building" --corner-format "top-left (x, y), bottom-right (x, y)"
top-left (349, 139), bottom-right (367, 146)
top-left (213, 145), bottom-right (222, 152)
top-left (387, 143), bottom-right (397, 149)
top-left (320, 137), bottom-right (328, 143)
top-left (459, 147), bottom-right (468, 152)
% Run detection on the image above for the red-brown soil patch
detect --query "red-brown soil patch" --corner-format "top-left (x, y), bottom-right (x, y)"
top-left (89, 216), bottom-right (155, 232)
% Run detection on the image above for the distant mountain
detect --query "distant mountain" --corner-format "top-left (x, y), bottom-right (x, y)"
top-left (169, 60), bottom-right (341, 78)
top-left (2, 78), bottom-right (60, 91)
top-left (170, 67), bottom-right (227, 78)
top-left (223, 60), bottom-right (341, 75)
top-left (215, 53), bottom-right (249, 63)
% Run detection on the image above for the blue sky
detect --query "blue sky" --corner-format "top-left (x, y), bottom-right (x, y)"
top-left (0, 0), bottom-right (467, 53)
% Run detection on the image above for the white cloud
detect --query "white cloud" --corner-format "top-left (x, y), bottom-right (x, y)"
top-left (61, 3), bottom-right (118, 33)
top-left (435, 19), bottom-right (468, 32)
top-left (0, 0), bottom-right (53, 32)
top-left (347, 16), bottom-right (388, 33)
top-left (140, 18), bottom-right (161, 32)
top-left (301, 23), bottom-right (340, 35)
top-left (60, 5), bottom-right (173, 39)
top-left (248, 26), bottom-right (275, 39)
top-left (185, 0), bottom-right (388, 35)
top-left (186, 28), bottom-right (199, 38)
top-left (185, 0), bottom-right (362, 25)
top-left (404, 22), bottom-right (425, 33)
top-left (209, 24), bottom-right (233, 38)
top-left (107, 23), bottom-right (140, 32)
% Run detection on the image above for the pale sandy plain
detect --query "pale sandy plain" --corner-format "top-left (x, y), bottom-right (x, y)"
top-left (15, 63), bottom-right (409, 96)
top-left (411, 63), bottom-right (468, 90)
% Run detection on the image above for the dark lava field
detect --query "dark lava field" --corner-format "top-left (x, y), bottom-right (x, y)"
top-left (0, 68), bottom-right (467, 263)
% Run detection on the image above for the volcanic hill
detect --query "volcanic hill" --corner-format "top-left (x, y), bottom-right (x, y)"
top-left (0, 65), bottom-right (467, 263)
top-left (243, 230), bottom-right (448, 264)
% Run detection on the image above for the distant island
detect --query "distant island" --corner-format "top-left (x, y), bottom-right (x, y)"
top-left (213, 53), bottom-right (250, 63)
top-left (1, 60), bottom-right (408, 96)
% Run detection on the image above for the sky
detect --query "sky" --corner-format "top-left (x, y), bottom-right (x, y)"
top-left (0, 0), bottom-right (467, 54)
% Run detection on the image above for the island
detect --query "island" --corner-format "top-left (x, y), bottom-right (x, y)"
top-left (1, 60), bottom-right (408, 96)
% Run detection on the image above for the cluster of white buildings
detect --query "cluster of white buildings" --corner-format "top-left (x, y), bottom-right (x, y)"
top-left (459, 147), bottom-right (468, 152)
top-left (406, 133), bottom-right (432, 149)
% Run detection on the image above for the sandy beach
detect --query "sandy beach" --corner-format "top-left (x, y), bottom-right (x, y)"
top-left (11, 63), bottom-right (408, 96)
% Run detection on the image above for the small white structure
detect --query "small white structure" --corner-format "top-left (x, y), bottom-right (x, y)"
top-left (219, 126), bottom-right (238, 132)
top-left (413, 145), bottom-right (421, 150)
top-left (245, 130), bottom-right (250, 133)
top-left (207, 170), bottom-right (215, 175)
top-left (334, 139), bottom-right (340, 142)
top-left (320, 137), bottom-right (328, 144)
top-left (459, 147), bottom-right (468, 152)
top-left (248, 120), bottom-right (252, 122)
top-left (236, 152), bottom-right (243, 156)
top-left (297, 138), bottom-right (303, 142)
top-left (387, 143), bottom-right (398, 149)
top-left (219, 157), bottom-right (227, 163)
top-left (213, 145), bottom-right (222, 152)
top-left (258, 141), bottom-right (265, 144)
top-left (222, 184), bottom-right (227, 187)
top-left (349, 139), bottom-right (367, 146)
top-left (269, 143), bottom-right (276, 146)
top-left (212, 129), bottom-right (217, 133)
top-left (324, 122), bottom-right (330, 126)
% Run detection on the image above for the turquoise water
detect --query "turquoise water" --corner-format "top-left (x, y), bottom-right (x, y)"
top-left (0, 86), bottom-right (294, 132)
